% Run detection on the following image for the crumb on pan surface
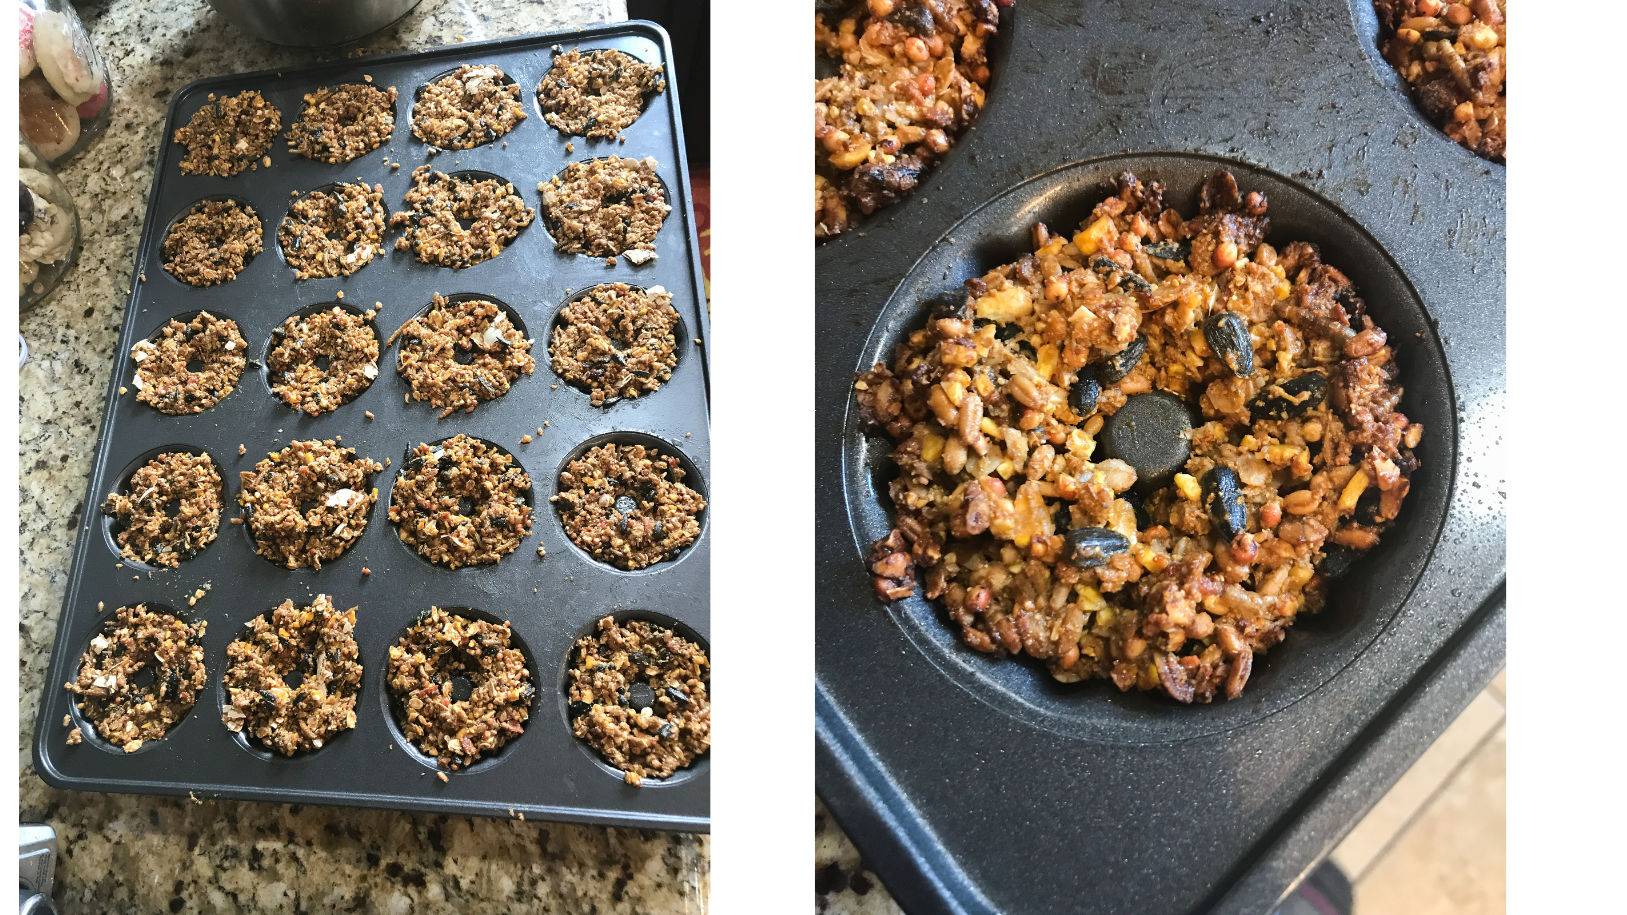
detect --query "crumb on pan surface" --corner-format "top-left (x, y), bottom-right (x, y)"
top-left (173, 89), bottom-right (282, 177)
top-left (162, 199), bottom-right (263, 286)
top-left (550, 283), bottom-right (680, 406)
top-left (387, 606), bottom-right (531, 770)
top-left (388, 434), bottom-right (534, 569)
top-left (238, 438), bottom-right (382, 570)
top-left (390, 166), bottom-right (534, 268)
top-left (1375, 0), bottom-right (1505, 162)
top-left (278, 182), bottom-right (387, 279)
top-left (567, 616), bottom-right (709, 786)
top-left (221, 594), bottom-right (362, 756)
top-left (538, 155), bottom-right (669, 258)
top-left (129, 311), bottom-right (248, 414)
top-left (411, 64), bottom-right (526, 149)
top-left (286, 83), bottom-right (398, 163)
top-left (388, 293), bottom-right (535, 417)
top-left (855, 170), bottom-right (1421, 704)
top-left (551, 442), bottom-right (705, 571)
top-left (814, 0), bottom-right (1010, 238)
top-left (99, 451), bottom-right (222, 568)
top-left (266, 305), bottom-right (381, 415)
top-left (537, 48), bottom-right (665, 138)
top-left (66, 604), bottom-right (206, 751)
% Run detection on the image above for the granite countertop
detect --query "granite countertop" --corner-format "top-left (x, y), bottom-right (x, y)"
top-left (815, 801), bottom-right (899, 915)
top-left (18, 1), bottom-right (708, 911)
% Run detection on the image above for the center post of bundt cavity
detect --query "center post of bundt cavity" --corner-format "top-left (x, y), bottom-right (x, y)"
top-left (1098, 391), bottom-right (1194, 495)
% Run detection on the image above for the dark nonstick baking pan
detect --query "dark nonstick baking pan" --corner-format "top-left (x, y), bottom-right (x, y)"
top-left (34, 22), bottom-right (710, 832)
top-left (814, 0), bottom-right (1503, 911)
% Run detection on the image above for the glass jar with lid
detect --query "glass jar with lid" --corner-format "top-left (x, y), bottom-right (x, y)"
top-left (20, 133), bottom-right (81, 310)
top-left (19, 0), bottom-right (113, 164)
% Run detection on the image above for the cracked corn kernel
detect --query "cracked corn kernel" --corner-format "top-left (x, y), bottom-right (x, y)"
top-left (1174, 473), bottom-right (1201, 502)
top-left (1338, 469), bottom-right (1370, 511)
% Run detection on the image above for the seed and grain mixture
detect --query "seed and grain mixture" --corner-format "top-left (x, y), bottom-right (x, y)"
top-left (221, 595), bottom-right (362, 755)
top-left (285, 83), bottom-right (398, 164)
top-left (129, 311), bottom-right (248, 414)
top-left (410, 64), bottom-right (526, 149)
top-left (552, 442), bottom-right (705, 571)
top-left (388, 293), bottom-right (535, 417)
top-left (390, 166), bottom-right (535, 268)
top-left (538, 156), bottom-right (669, 260)
top-left (386, 606), bottom-right (532, 770)
top-left (99, 452), bottom-right (222, 568)
top-left (814, 0), bottom-right (1010, 238)
top-left (64, 604), bottom-right (206, 751)
top-left (856, 171), bottom-right (1422, 704)
top-left (161, 199), bottom-right (263, 286)
top-left (238, 438), bottom-right (383, 570)
top-left (567, 616), bottom-right (710, 786)
top-left (266, 305), bottom-right (381, 415)
top-left (173, 89), bottom-right (282, 176)
top-left (277, 182), bottom-right (387, 279)
top-left (389, 435), bottom-right (534, 569)
top-left (1375, 0), bottom-right (1505, 162)
top-left (550, 283), bottom-right (680, 406)
top-left (537, 48), bottom-right (666, 138)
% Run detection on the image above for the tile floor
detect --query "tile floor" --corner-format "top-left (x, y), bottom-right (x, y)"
top-left (815, 668), bottom-right (1506, 914)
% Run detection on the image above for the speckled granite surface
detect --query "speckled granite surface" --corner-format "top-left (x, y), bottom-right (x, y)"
top-left (814, 800), bottom-right (900, 915)
top-left (19, 2), bottom-right (709, 912)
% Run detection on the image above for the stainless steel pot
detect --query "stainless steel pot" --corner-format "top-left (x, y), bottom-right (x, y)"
top-left (204, 0), bottom-right (425, 47)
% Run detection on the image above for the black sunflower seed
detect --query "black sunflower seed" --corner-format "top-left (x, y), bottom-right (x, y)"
top-left (1070, 373), bottom-right (1101, 415)
top-left (1203, 312), bottom-right (1255, 378)
top-left (1143, 240), bottom-right (1191, 260)
top-left (1201, 465), bottom-right (1247, 540)
top-left (1095, 334), bottom-right (1147, 385)
top-left (1246, 372), bottom-right (1327, 420)
top-left (1062, 527), bottom-right (1130, 569)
